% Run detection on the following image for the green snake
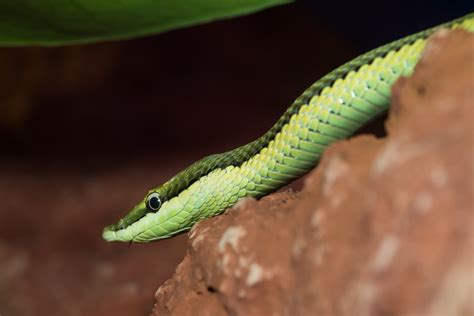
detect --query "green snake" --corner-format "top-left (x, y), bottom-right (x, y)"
top-left (103, 14), bottom-right (474, 243)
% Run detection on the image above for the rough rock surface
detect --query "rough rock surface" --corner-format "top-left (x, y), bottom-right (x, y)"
top-left (153, 30), bottom-right (474, 316)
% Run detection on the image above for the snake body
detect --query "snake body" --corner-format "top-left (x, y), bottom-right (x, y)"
top-left (103, 14), bottom-right (474, 243)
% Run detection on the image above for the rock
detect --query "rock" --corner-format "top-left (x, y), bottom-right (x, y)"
top-left (152, 30), bottom-right (474, 316)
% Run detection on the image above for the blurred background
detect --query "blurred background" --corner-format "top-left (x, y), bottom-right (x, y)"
top-left (0, 1), bottom-right (472, 315)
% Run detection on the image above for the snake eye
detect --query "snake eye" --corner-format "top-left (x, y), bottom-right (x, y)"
top-left (146, 192), bottom-right (162, 211)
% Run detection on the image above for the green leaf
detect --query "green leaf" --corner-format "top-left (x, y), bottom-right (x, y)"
top-left (0, 0), bottom-right (292, 46)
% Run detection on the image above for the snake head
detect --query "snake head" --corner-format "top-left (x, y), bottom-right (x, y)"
top-left (102, 188), bottom-right (174, 242)
top-left (102, 154), bottom-right (232, 243)
top-left (102, 176), bottom-right (199, 242)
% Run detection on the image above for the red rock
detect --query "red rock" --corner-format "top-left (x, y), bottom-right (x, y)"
top-left (153, 30), bottom-right (474, 316)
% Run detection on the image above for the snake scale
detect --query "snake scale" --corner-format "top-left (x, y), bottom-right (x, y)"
top-left (103, 13), bottom-right (474, 243)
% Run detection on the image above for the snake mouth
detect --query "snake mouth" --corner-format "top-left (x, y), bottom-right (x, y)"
top-left (102, 201), bottom-right (150, 242)
top-left (102, 220), bottom-right (141, 242)
top-left (102, 217), bottom-right (178, 243)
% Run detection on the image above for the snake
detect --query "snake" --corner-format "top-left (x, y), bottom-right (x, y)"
top-left (103, 13), bottom-right (474, 243)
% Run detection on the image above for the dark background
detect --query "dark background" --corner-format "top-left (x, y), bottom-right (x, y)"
top-left (0, 1), bottom-right (472, 315)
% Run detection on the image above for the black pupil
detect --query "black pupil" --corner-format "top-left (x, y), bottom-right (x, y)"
top-left (148, 196), bottom-right (161, 210)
